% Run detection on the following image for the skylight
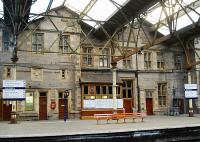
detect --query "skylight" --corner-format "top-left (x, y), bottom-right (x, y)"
top-left (146, 0), bottom-right (199, 35)
top-left (29, 0), bottom-right (129, 28)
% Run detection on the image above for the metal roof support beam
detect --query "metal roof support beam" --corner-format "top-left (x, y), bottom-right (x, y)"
top-left (151, 0), bottom-right (200, 31)
top-left (79, 0), bottom-right (97, 19)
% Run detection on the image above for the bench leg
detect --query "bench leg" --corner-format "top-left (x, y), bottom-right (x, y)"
top-left (132, 118), bottom-right (135, 123)
top-left (97, 119), bottom-right (99, 125)
top-left (141, 117), bottom-right (144, 122)
top-left (124, 118), bottom-right (126, 123)
top-left (107, 119), bottom-right (109, 124)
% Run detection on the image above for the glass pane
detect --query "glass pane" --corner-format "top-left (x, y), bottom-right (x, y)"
top-left (127, 81), bottom-right (132, 88)
top-left (84, 86), bottom-right (88, 94)
top-left (96, 86), bottom-right (100, 94)
top-left (123, 90), bottom-right (126, 98)
top-left (103, 86), bottom-right (106, 94)
top-left (109, 86), bottom-right (112, 94)
top-left (128, 90), bottom-right (132, 98)
top-left (25, 92), bottom-right (34, 111)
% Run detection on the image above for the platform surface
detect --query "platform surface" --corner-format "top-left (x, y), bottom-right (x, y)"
top-left (1, 115), bottom-right (200, 138)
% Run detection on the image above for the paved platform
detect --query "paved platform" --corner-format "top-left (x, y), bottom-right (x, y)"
top-left (1, 115), bottom-right (200, 138)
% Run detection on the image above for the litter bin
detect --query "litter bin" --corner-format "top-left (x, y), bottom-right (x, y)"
top-left (10, 112), bottom-right (17, 124)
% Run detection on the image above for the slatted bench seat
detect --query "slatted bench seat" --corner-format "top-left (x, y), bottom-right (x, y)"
top-left (94, 112), bottom-right (147, 124)
top-left (94, 114), bottom-right (112, 124)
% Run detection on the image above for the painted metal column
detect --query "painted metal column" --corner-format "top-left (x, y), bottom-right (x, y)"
top-left (188, 72), bottom-right (194, 117)
top-left (112, 68), bottom-right (117, 112)
top-left (111, 60), bottom-right (117, 113)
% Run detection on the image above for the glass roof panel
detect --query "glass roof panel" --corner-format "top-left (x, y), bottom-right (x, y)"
top-left (147, 0), bottom-right (199, 35)
top-left (82, 0), bottom-right (129, 27)
top-left (65, 0), bottom-right (91, 14)
top-left (29, 0), bottom-right (129, 27)
top-left (158, 7), bottom-right (200, 35)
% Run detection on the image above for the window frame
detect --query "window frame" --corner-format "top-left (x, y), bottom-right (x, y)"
top-left (122, 80), bottom-right (133, 99)
top-left (2, 30), bottom-right (10, 52)
top-left (32, 33), bottom-right (44, 53)
top-left (25, 92), bottom-right (34, 111)
top-left (157, 52), bottom-right (165, 70)
top-left (99, 48), bottom-right (109, 67)
top-left (144, 51), bottom-right (152, 69)
top-left (158, 83), bottom-right (167, 107)
top-left (123, 56), bottom-right (132, 68)
top-left (174, 54), bottom-right (182, 70)
top-left (82, 47), bottom-right (93, 66)
top-left (59, 35), bottom-right (70, 54)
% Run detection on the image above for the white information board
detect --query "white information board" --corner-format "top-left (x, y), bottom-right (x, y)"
top-left (185, 84), bottom-right (198, 98)
top-left (3, 80), bottom-right (26, 100)
top-left (83, 99), bottom-right (123, 108)
top-left (3, 80), bottom-right (26, 88)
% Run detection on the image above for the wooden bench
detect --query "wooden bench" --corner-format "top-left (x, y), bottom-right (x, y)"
top-left (94, 112), bottom-right (147, 124)
top-left (94, 114), bottom-right (112, 124)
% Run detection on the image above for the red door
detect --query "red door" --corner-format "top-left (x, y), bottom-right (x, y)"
top-left (59, 99), bottom-right (68, 119)
top-left (3, 104), bottom-right (12, 121)
top-left (123, 99), bottom-right (132, 113)
top-left (146, 98), bottom-right (153, 115)
top-left (39, 95), bottom-right (47, 120)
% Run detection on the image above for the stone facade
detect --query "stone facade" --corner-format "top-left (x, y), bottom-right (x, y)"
top-left (0, 6), bottom-right (198, 121)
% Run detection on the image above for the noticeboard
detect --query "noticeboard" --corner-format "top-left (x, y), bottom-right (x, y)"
top-left (3, 80), bottom-right (26, 100)
top-left (185, 84), bottom-right (198, 99)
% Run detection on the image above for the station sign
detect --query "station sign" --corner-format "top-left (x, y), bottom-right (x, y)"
top-left (3, 80), bottom-right (26, 100)
top-left (185, 84), bottom-right (198, 99)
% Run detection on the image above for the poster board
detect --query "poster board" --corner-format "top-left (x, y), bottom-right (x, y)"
top-left (83, 99), bottom-right (123, 108)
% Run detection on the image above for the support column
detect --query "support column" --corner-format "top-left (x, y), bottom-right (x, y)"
top-left (111, 62), bottom-right (117, 113)
top-left (188, 72), bottom-right (194, 117)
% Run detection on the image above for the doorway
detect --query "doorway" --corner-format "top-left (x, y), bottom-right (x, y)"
top-left (58, 92), bottom-right (68, 119)
top-left (39, 92), bottom-right (47, 120)
top-left (123, 99), bottom-right (132, 113)
top-left (3, 104), bottom-right (12, 121)
top-left (146, 98), bottom-right (153, 115)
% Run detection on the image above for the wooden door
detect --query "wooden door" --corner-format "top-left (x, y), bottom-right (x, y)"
top-left (123, 99), bottom-right (132, 113)
top-left (3, 104), bottom-right (12, 121)
top-left (39, 94), bottom-right (47, 120)
top-left (59, 99), bottom-right (68, 119)
top-left (146, 98), bottom-right (153, 115)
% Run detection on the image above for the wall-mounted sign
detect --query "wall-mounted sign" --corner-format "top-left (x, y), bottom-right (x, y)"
top-left (185, 84), bottom-right (198, 99)
top-left (3, 80), bottom-right (26, 100)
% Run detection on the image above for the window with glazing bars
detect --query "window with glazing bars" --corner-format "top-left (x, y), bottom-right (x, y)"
top-left (123, 56), bottom-right (132, 68)
top-left (174, 54), bottom-right (182, 70)
top-left (157, 52), bottom-right (165, 69)
top-left (144, 52), bottom-right (152, 69)
top-left (82, 47), bottom-right (92, 66)
top-left (122, 80), bottom-right (133, 99)
top-left (99, 48), bottom-right (109, 67)
top-left (59, 35), bottom-right (70, 53)
top-left (3, 30), bottom-right (9, 51)
top-left (32, 33), bottom-right (44, 53)
top-left (158, 83), bottom-right (167, 107)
